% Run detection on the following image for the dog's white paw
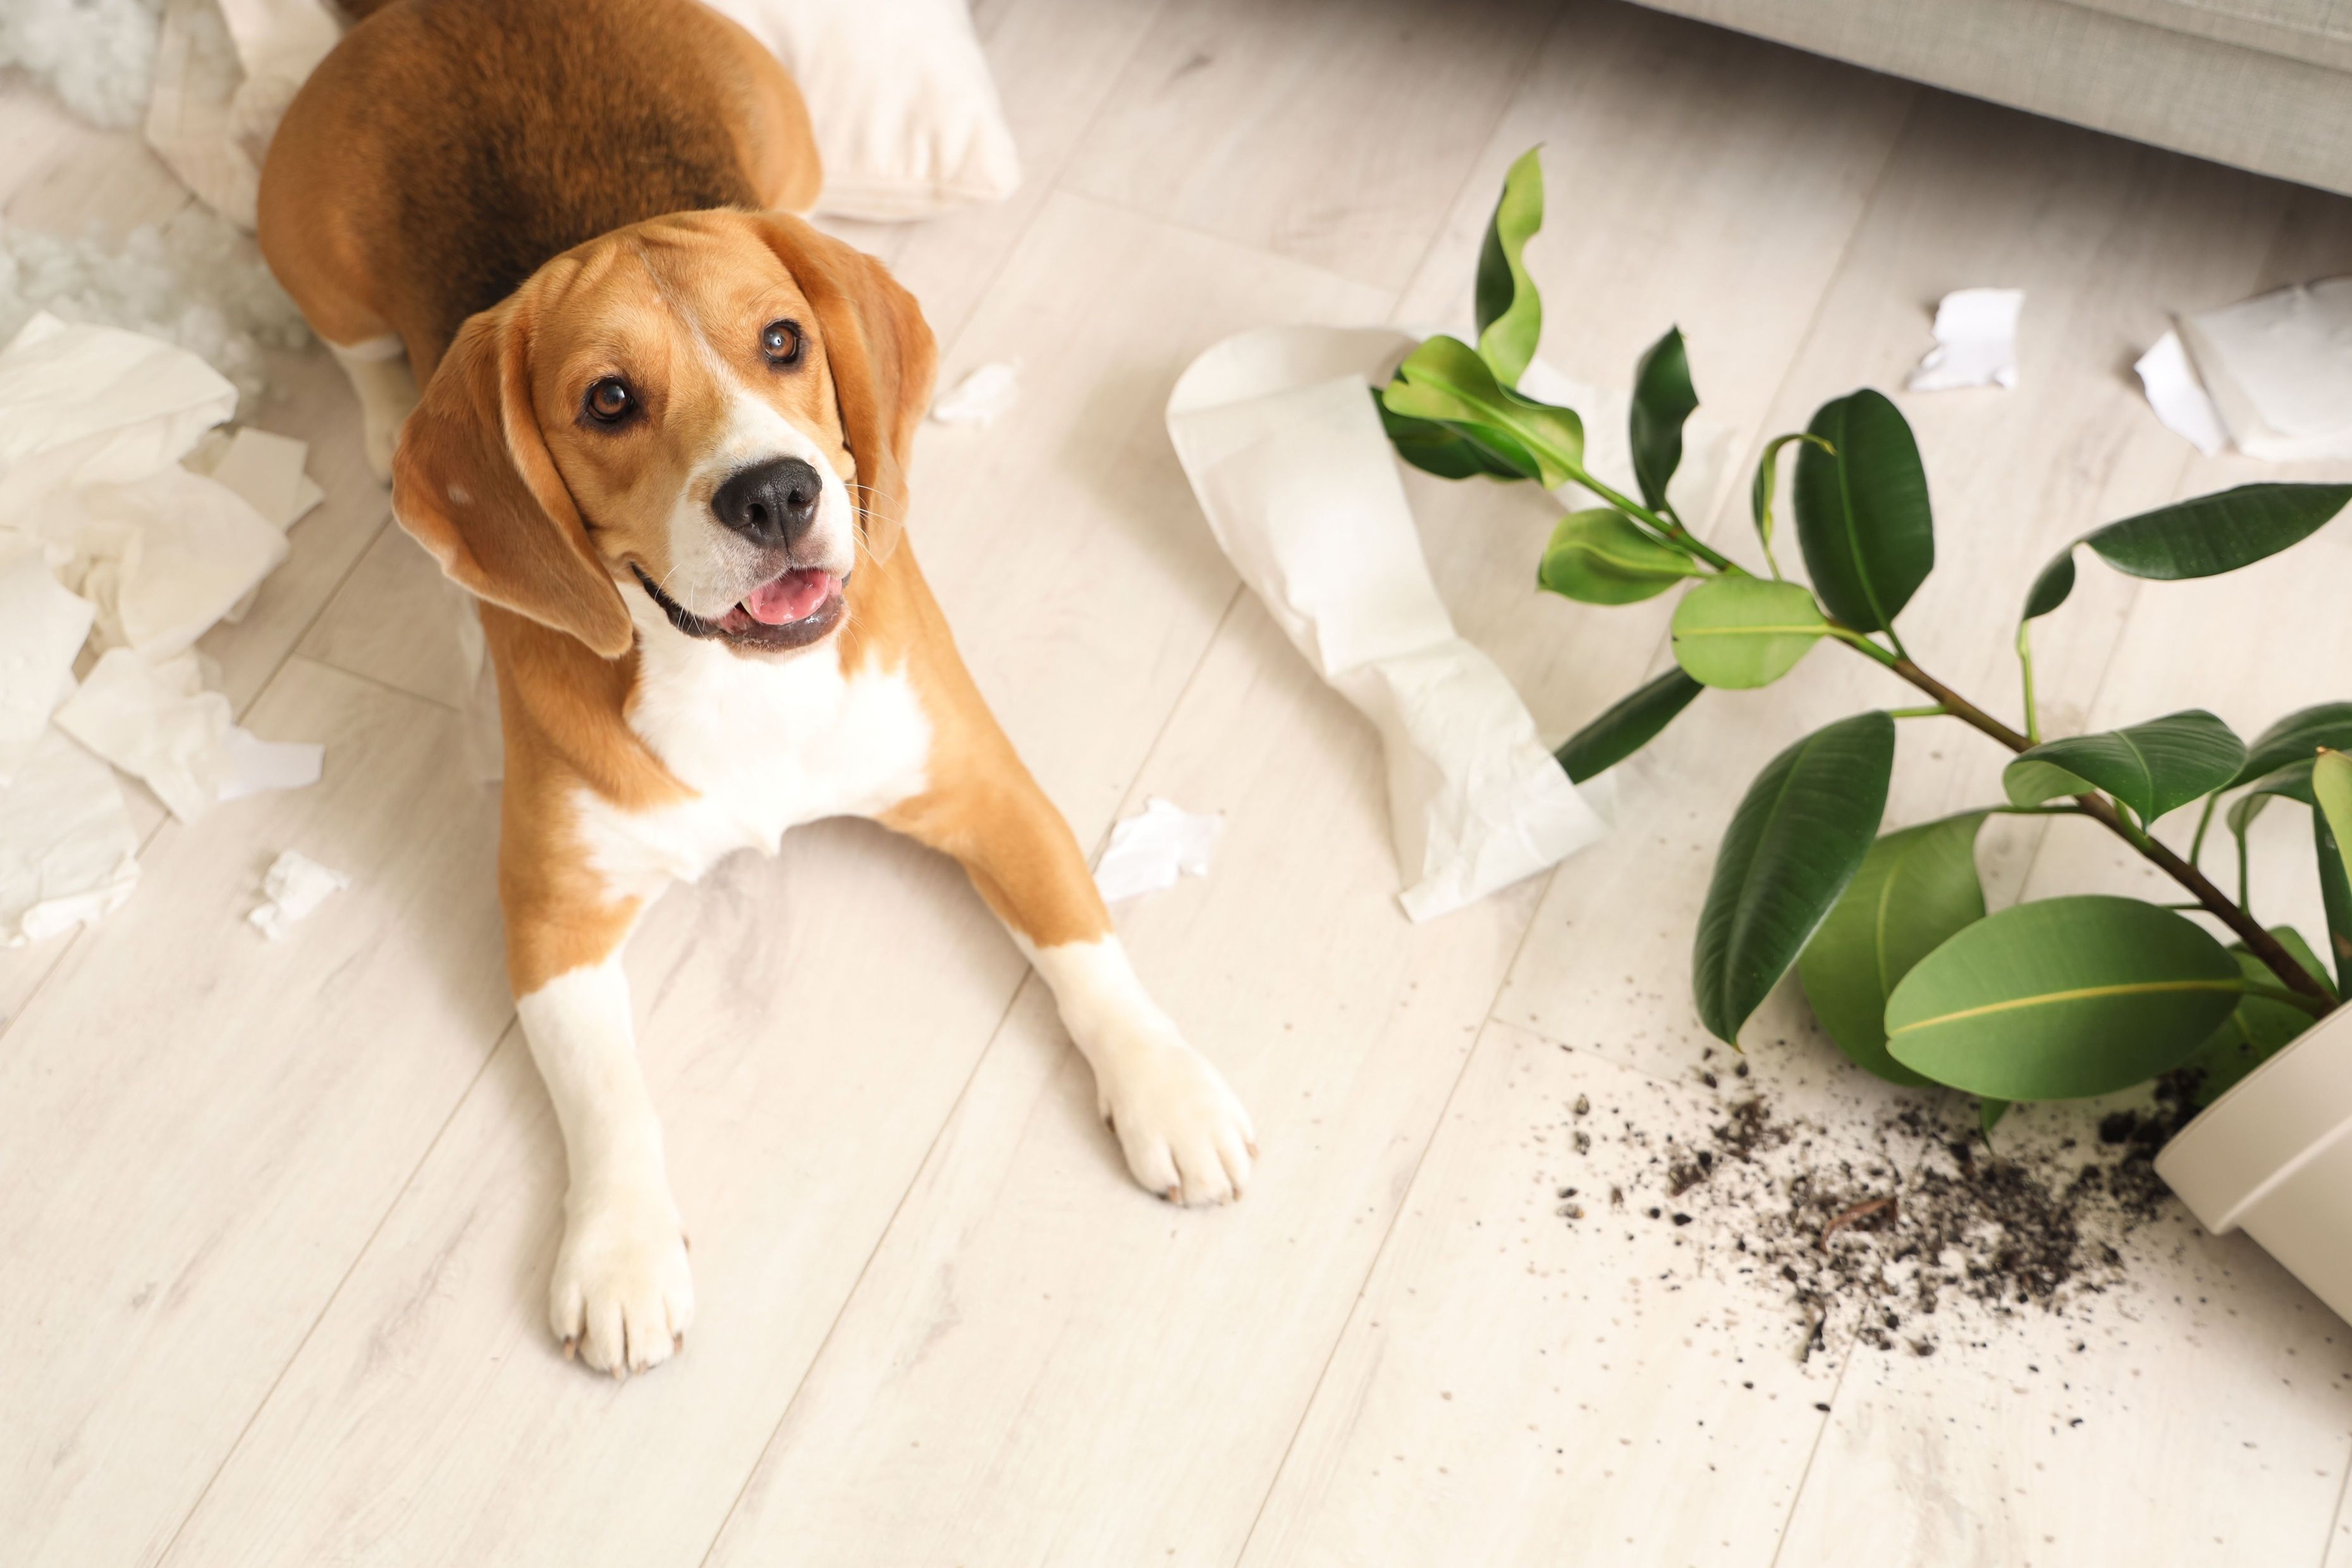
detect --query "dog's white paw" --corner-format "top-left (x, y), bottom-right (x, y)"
top-left (1098, 1034), bottom-right (1257, 1206)
top-left (548, 1190), bottom-right (694, 1378)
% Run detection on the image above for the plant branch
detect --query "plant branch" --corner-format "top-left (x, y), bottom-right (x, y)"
top-left (2189, 793), bottom-right (2219, 870)
top-left (1567, 467), bottom-right (1745, 575)
top-left (1876, 654), bottom-right (2333, 1005)
top-left (2246, 981), bottom-right (2331, 1019)
top-left (2014, 622), bottom-right (2042, 747)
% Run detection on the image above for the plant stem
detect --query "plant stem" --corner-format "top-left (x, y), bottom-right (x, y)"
top-left (1878, 654), bottom-right (2332, 1005)
top-left (1824, 622), bottom-right (1901, 668)
top-left (1569, 467), bottom-right (1745, 575)
top-left (2014, 622), bottom-right (2042, 747)
top-left (1886, 704), bottom-right (1949, 720)
top-left (2189, 793), bottom-right (2219, 870)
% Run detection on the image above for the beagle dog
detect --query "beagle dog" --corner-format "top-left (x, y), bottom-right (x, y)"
top-left (259, 0), bottom-right (1253, 1378)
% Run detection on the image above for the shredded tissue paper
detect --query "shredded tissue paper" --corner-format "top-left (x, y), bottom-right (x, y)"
top-left (2134, 331), bottom-right (2229, 457)
top-left (1094, 797), bottom-right (1222, 903)
top-left (249, 848), bottom-right (347, 941)
top-left (929, 361), bottom-right (1019, 426)
top-left (1906, 288), bottom-right (2024, 393)
top-left (1167, 326), bottom-right (1613, 922)
top-left (2177, 278), bottom-right (2352, 462)
top-left (0, 310), bottom-right (324, 945)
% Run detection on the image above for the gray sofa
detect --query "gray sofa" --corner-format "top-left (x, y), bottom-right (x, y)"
top-left (1633, 0), bottom-right (2352, 197)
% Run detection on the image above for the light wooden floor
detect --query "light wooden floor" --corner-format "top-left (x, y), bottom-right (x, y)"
top-left (7, 3), bottom-right (2352, 1563)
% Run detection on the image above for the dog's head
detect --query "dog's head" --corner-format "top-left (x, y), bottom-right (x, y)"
top-left (391, 211), bottom-right (934, 658)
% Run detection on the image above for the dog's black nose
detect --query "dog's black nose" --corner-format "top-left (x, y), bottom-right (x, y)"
top-left (712, 456), bottom-right (823, 546)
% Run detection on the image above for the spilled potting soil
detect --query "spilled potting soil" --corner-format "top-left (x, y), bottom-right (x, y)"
top-left (1551, 1057), bottom-right (2206, 1358)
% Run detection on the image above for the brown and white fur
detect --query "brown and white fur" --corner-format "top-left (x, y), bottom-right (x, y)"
top-left (259, 0), bottom-right (1253, 1378)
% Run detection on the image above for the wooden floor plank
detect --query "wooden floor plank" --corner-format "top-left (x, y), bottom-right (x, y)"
top-left (1060, 0), bottom-right (1564, 293)
top-left (0, 660), bottom-right (511, 1568)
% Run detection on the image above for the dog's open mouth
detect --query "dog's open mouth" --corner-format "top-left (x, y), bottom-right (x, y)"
top-left (633, 564), bottom-right (845, 651)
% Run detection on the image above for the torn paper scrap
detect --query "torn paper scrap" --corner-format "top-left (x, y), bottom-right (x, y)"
top-left (1168, 326), bottom-right (1608, 922)
top-left (2135, 330), bottom-right (2227, 456)
top-left (219, 728), bottom-right (323, 802)
top-left (52, 649), bottom-right (322, 821)
top-left (2179, 277), bottom-right (2352, 461)
top-left (1514, 359), bottom-right (1732, 524)
top-left (0, 726), bottom-right (142, 946)
top-left (248, 848), bottom-right (348, 941)
top-left (205, 427), bottom-right (324, 530)
top-left (1905, 288), bottom-right (2024, 392)
top-left (0, 542), bottom-right (97, 785)
top-left (1094, 797), bottom-right (1222, 903)
top-left (0, 313), bottom-right (238, 515)
top-left (66, 467), bottom-right (290, 656)
top-left (930, 361), bottom-right (1019, 426)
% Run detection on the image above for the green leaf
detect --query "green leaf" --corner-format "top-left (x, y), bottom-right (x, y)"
top-left (1884, 895), bottom-right (2244, 1100)
top-left (1670, 577), bottom-right (1828, 690)
top-left (1798, 812), bottom-right (1988, 1086)
top-left (2022, 546), bottom-right (2076, 622)
top-left (2180, 935), bottom-right (2325, 1108)
top-left (1792, 389), bottom-right (1934, 634)
top-left (1629, 327), bottom-right (1697, 513)
top-left (2001, 759), bottom-right (2094, 809)
top-left (2227, 759), bottom-right (2316, 845)
top-left (1380, 335), bottom-right (1585, 487)
top-left (1980, 1097), bottom-right (2011, 1138)
top-left (1555, 668), bottom-right (1703, 783)
top-left (2314, 750), bottom-right (2352, 886)
top-left (1375, 395), bottom-right (1537, 481)
top-left (1693, 711), bottom-right (1896, 1045)
top-left (1537, 509), bottom-right (1703, 604)
top-left (1750, 432), bottom-right (1830, 575)
top-left (2317, 807), bottom-right (2352, 995)
top-left (1474, 147), bottom-right (1544, 388)
top-left (2233, 702), bottom-right (2352, 788)
top-left (2083, 483), bottom-right (2352, 580)
top-left (2002, 709), bottom-right (2246, 823)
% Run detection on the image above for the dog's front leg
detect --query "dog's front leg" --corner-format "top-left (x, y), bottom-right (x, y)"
top-left (511, 922), bottom-right (694, 1376)
top-left (884, 714), bottom-right (1255, 1206)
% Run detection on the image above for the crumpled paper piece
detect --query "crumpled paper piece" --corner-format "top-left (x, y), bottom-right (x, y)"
top-left (1906, 288), bottom-right (2023, 392)
top-left (0, 311), bottom-right (237, 515)
top-left (68, 465), bottom-right (289, 655)
top-left (1095, 797), bottom-right (1222, 903)
top-left (1167, 326), bottom-right (1608, 922)
top-left (0, 727), bottom-right (142, 946)
top-left (249, 848), bottom-right (346, 940)
top-left (147, 0), bottom-right (343, 231)
top-left (2178, 276), bottom-right (2352, 461)
top-left (0, 541), bottom-right (95, 785)
top-left (53, 647), bottom-right (321, 822)
top-left (929, 361), bottom-right (1019, 426)
top-left (2134, 329), bottom-right (2228, 456)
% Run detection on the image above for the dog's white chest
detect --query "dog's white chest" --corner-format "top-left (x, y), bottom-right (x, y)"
top-left (577, 618), bottom-right (932, 899)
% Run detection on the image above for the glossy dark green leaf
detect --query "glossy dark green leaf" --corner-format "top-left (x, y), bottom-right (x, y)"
top-left (1798, 812), bottom-right (1988, 1086)
top-left (1629, 326), bottom-right (1698, 513)
top-left (1555, 668), bottom-right (1703, 783)
top-left (2002, 709), bottom-right (2245, 823)
top-left (1380, 335), bottom-right (1584, 487)
top-left (2226, 759), bottom-right (2315, 843)
top-left (1792, 389), bottom-right (1934, 633)
top-left (1670, 577), bottom-right (1828, 690)
top-left (2022, 546), bottom-right (2076, 622)
top-left (2083, 483), bottom-right (2352, 580)
top-left (1885, 896), bottom-right (2243, 1100)
top-left (1538, 508), bottom-right (1704, 604)
top-left (1474, 147), bottom-right (1545, 388)
top-left (1980, 1098), bottom-right (2011, 1138)
top-left (1375, 395), bottom-right (1536, 481)
top-left (2233, 702), bottom-right (2352, 788)
top-left (1693, 711), bottom-right (1896, 1044)
top-left (2180, 934), bottom-right (2325, 1108)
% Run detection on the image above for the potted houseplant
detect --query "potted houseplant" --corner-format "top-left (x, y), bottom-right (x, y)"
top-left (1380, 147), bottom-right (2352, 1314)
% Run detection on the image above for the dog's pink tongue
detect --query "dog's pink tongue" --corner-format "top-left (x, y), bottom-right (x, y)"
top-left (742, 568), bottom-right (833, 625)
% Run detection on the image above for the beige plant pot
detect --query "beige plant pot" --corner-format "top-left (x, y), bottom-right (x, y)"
top-left (2157, 1001), bottom-right (2352, 1324)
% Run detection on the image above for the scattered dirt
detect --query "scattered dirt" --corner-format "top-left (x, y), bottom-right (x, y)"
top-left (1553, 1066), bottom-right (2208, 1357)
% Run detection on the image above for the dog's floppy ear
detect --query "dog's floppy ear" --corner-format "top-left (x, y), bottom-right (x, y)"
top-left (391, 300), bottom-right (636, 658)
top-left (753, 213), bottom-right (936, 563)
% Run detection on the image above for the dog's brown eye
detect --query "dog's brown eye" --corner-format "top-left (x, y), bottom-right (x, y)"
top-left (761, 319), bottom-right (802, 366)
top-left (585, 377), bottom-right (633, 423)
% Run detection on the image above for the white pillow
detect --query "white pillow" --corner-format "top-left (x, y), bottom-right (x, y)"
top-left (698, 0), bottom-right (1022, 222)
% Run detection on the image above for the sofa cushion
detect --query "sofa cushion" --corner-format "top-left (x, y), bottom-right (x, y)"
top-left (2062, 0), bottom-right (2352, 71)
